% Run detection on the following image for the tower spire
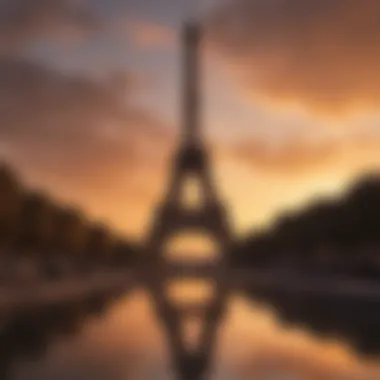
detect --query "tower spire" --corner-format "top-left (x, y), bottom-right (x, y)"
top-left (183, 21), bottom-right (201, 144)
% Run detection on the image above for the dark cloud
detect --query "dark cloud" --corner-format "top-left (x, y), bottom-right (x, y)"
top-left (208, 0), bottom-right (380, 114)
top-left (0, 0), bottom-right (101, 52)
top-left (0, 56), bottom-right (167, 164)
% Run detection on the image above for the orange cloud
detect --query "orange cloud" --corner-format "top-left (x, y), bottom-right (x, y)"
top-left (207, 0), bottom-right (380, 116)
top-left (129, 19), bottom-right (175, 49)
top-left (230, 137), bottom-right (380, 175)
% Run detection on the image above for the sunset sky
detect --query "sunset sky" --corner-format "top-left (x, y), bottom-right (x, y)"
top-left (2, 0), bottom-right (380, 240)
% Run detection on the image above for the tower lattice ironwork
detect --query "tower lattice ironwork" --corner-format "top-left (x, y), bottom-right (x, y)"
top-left (141, 21), bottom-right (232, 380)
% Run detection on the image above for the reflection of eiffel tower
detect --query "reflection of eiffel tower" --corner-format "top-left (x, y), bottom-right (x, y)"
top-left (142, 22), bottom-right (232, 380)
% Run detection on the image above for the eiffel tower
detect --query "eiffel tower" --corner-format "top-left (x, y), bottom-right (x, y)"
top-left (141, 21), bottom-right (232, 380)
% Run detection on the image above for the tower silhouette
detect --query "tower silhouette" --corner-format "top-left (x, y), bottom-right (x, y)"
top-left (142, 21), bottom-right (232, 380)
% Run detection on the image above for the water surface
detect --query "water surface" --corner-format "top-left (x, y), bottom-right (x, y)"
top-left (6, 289), bottom-right (380, 380)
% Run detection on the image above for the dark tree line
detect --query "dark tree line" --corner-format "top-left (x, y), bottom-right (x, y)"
top-left (234, 173), bottom-right (380, 278)
top-left (0, 164), bottom-right (137, 275)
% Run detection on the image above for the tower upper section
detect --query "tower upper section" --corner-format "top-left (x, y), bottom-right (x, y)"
top-left (182, 21), bottom-right (202, 145)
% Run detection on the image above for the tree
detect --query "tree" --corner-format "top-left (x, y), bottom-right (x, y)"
top-left (16, 191), bottom-right (55, 257)
top-left (112, 239), bottom-right (138, 267)
top-left (85, 224), bottom-right (115, 265)
top-left (0, 165), bottom-right (22, 250)
top-left (51, 207), bottom-right (88, 257)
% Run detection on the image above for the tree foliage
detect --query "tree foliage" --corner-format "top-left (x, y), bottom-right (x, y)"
top-left (16, 191), bottom-right (55, 254)
top-left (51, 207), bottom-right (88, 256)
top-left (0, 163), bottom-right (136, 267)
top-left (0, 165), bottom-right (21, 247)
